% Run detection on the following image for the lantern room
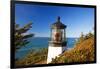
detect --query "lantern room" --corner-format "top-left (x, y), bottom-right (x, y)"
top-left (49, 16), bottom-right (67, 46)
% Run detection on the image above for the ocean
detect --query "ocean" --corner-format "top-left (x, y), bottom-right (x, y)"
top-left (15, 37), bottom-right (77, 59)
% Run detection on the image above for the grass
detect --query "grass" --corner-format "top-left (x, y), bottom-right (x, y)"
top-left (15, 32), bottom-right (95, 67)
top-left (15, 48), bottom-right (48, 67)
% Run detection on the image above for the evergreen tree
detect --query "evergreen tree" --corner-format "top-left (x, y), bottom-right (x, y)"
top-left (15, 22), bottom-right (34, 50)
top-left (78, 32), bottom-right (84, 43)
top-left (80, 32), bottom-right (84, 39)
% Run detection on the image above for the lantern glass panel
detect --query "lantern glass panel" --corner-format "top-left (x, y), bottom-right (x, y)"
top-left (51, 28), bottom-right (65, 42)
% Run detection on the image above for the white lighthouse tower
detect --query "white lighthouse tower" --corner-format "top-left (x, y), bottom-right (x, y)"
top-left (47, 16), bottom-right (67, 63)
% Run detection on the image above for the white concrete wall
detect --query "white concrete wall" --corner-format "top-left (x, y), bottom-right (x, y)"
top-left (47, 46), bottom-right (66, 63)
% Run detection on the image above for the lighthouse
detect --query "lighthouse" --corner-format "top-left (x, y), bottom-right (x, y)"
top-left (47, 16), bottom-right (67, 63)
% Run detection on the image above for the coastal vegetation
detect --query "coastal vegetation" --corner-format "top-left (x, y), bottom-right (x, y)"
top-left (15, 22), bottom-right (34, 51)
top-left (51, 32), bottom-right (95, 63)
top-left (15, 28), bottom-right (95, 67)
top-left (15, 48), bottom-right (48, 67)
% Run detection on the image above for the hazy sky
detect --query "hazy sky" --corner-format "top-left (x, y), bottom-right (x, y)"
top-left (15, 4), bottom-right (94, 37)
